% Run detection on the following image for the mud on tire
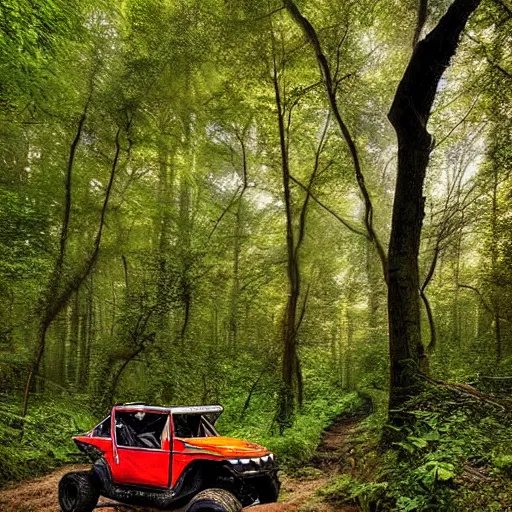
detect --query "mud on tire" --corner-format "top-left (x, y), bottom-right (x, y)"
top-left (58, 471), bottom-right (99, 512)
top-left (186, 488), bottom-right (242, 512)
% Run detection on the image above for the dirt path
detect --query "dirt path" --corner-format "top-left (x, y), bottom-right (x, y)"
top-left (0, 413), bottom-right (364, 512)
top-left (250, 412), bottom-right (363, 512)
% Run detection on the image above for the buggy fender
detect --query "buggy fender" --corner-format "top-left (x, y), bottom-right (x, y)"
top-left (172, 459), bottom-right (242, 500)
top-left (91, 457), bottom-right (113, 491)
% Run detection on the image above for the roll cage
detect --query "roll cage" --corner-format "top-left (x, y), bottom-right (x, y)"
top-left (87, 404), bottom-right (222, 447)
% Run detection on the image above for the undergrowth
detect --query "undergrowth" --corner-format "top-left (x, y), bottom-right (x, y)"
top-left (0, 395), bottom-right (95, 486)
top-left (219, 391), bottom-right (362, 469)
top-left (316, 386), bottom-right (512, 511)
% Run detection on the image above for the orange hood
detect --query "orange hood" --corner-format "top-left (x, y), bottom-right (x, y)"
top-left (181, 436), bottom-right (269, 457)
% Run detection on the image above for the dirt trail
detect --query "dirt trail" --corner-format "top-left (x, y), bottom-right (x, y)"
top-left (0, 413), bottom-right (364, 512)
top-left (250, 412), bottom-right (363, 512)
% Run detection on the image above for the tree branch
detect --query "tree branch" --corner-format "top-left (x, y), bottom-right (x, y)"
top-left (420, 289), bottom-right (437, 352)
top-left (466, 34), bottom-right (512, 79)
top-left (433, 96), bottom-right (481, 150)
top-left (458, 283), bottom-right (493, 313)
top-left (412, 0), bottom-right (428, 48)
top-left (284, 0), bottom-right (388, 280)
top-left (389, 0), bottom-right (483, 139)
top-left (289, 175), bottom-right (368, 238)
top-left (295, 113), bottom-right (331, 259)
top-left (55, 98), bottom-right (91, 280)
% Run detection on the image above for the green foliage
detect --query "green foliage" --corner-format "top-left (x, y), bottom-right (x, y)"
top-left (491, 455), bottom-right (512, 475)
top-left (317, 474), bottom-right (388, 512)
top-left (221, 392), bottom-right (362, 470)
top-left (0, 1), bottom-right (510, 509)
top-left (0, 189), bottom-right (50, 280)
top-left (0, 396), bottom-right (95, 485)
top-left (324, 387), bottom-right (512, 511)
top-left (0, 0), bottom-right (82, 106)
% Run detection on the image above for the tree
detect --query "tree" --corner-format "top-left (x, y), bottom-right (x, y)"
top-left (387, 0), bottom-right (482, 410)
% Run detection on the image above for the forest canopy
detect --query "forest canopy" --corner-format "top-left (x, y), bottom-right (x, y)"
top-left (0, 0), bottom-right (511, 509)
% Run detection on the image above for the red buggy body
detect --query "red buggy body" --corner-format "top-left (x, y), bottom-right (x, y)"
top-left (59, 404), bottom-right (279, 512)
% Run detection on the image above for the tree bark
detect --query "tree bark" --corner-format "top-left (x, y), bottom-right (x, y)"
top-left (387, 0), bottom-right (482, 411)
top-left (412, 0), bottom-right (429, 48)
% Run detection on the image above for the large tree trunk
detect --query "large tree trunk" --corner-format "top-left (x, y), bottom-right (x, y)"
top-left (387, 0), bottom-right (482, 411)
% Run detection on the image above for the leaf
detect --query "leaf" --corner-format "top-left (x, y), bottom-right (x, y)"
top-left (409, 436), bottom-right (429, 449)
top-left (396, 496), bottom-right (420, 511)
top-left (436, 467), bottom-right (455, 481)
top-left (394, 441), bottom-right (416, 454)
top-left (419, 461), bottom-right (456, 486)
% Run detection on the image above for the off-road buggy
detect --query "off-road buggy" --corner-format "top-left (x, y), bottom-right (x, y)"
top-left (59, 404), bottom-right (279, 512)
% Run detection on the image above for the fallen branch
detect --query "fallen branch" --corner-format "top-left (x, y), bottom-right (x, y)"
top-left (418, 373), bottom-right (512, 411)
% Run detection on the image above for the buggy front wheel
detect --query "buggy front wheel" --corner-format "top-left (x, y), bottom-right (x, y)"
top-left (58, 471), bottom-right (99, 512)
top-left (186, 488), bottom-right (242, 512)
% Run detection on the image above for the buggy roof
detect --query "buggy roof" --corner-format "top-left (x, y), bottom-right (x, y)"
top-left (114, 404), bottom-right (224, 416)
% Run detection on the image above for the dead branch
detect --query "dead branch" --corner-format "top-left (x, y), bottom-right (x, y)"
top-left (419, 373), bottom-right (511, 411)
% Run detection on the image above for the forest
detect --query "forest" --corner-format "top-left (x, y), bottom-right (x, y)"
top-left (0, 0), bottom-right (511, 510)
